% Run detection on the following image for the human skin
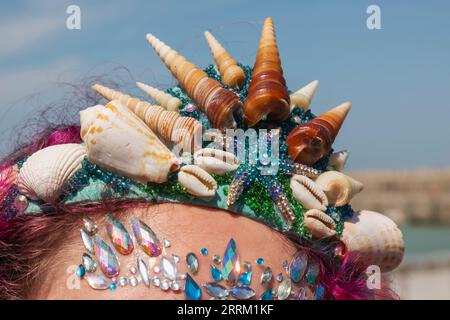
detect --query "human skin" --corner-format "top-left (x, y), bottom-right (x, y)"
top-left (34, 203), bottom-right (297, 299)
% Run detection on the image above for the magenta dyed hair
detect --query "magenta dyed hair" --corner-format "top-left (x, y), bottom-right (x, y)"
top-left (0, 125), bottom-right (397, 300)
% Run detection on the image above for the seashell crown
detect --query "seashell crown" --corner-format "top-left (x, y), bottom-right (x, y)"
top-left (9, 17), bottom-right (404, 273)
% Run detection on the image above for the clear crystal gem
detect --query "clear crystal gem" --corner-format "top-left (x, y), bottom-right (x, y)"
top-left (184, 274), bottom-right (202, 300)
top-left (283, 260), bottom-right (289, 270)
top-left (129, 276), bottom-right (138, 287)
top-left (177, 273), bottom-right (187, 280)
top-left (163, 239), bottom-right (171, 248)
top-left (93, 235), bottom-right (120, 278)
top-left (106, 215), bottom-right (134, 255)
top-left (276, 273), bottom-right (283, 282)
top-left (261, 267), bottom-right (273, 285)
top-left (210, 264), bottom-right (223, 281)
top-left (222, 239), bottom-right (239, 284)
top-left (160, 279), bottom-right (170, 291)
top-left (170, 281), bottom-right (181, 291)
top-left (229, 285), bottom-right (255, 300)
top-left (118, 277), bottom-right (127, 287)
top-left (186, 252), bottom-right (199, 274)
top-left (277, 279), bottom-right (292, 300)
top-left (85, 274), bottom-right (110, 290)
top-left (130, 266), bottom-right (137, 274)
top-left (172, 254), bottom-right (180, 263)
top-left (152, 276), bottom-right (161, 287)
top-left (204, 282), bottom-right (229, 298)
top-left (131, 217), bottom-right (162, 257)
top-left (137, 257), bottom-right (150, 287)
top-left (82, 253), bottom-right (97, 272)
top-left (289, 253), bottom-right (308, 283)
top-left (238, 271), bottom-right (252, 285)
top-left (82, 217), bottom-right (98, 235)
top-left (153, 266), bottom-right (160, 273)
top-left (80, 229), bottom-right (94, 254)
top-left (161, 256), bottom-right (177, 280)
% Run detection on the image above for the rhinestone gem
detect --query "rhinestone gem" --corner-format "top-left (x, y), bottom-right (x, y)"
top-left (82, 217), bottom-right (98, 235)
top-left (257, 258), bottom-right (264, 266)
top-left (238, 271), bottom-right (252, 285)
top-left (282, 260), bottom-right (289, 270)
top-left (129, 276), bottom-right (138, 287)
top-left (306, 258), bottom-right (320, 286)
top-left (186, 252), bottom-right (199, 274)
top-left (161, 256), bottom-right (177, 280)
top-left (213, 255), bottom-right (221, 264)
top-left (184, 103), bottom-right (195, 113)
top-left (177, 273), bottom-right (187, 280)
top-left (170, 281), bottom-right (181, 291)
top-left (152, 276), bottom-right (161, 287)
top-left (130, 266), bottom-right (137, 274)
top-left (184, 274), bottom-right (201, 300)
top-left (261, 267), bottom-right (273, 285)
top-left (172, 254), bottom-right (180, 263)
top-left (201, 248), bottom-right (208, 256)
top-left (276, 273), bottom-right (283, 282)
top-left (105, 215), bottom-right (134, 255)
top-left (76, 264), bottom-right (85, 278)
top-left (163, 239), bottom-right (171, 248)
top-left (222, 239), bottom-right (239, 284)
top-left (277, 279), bottom-right (292, 300)
top-left (131, 217), bottom-right (162, 257)
top-left (210, 264), bottom-right (223, 281)
top-left (82, 253), bottom-right (97, 272)
top-left (289, 253), bottom-right (308, 283)
top-left (260, 289), bottom-right (273, 300)
top-left (153, 266), bottom-right (160, 273)
top-left (85, 274), bottom-right (110, 290)
top-left (118, 277), bottom-right (127, 287)
top-left (229, 285), bottom-right (255, 300)
top-left (243, 261), bottom-right (252, 271)
top-left (80, 229), bottom-right (94, 254)
top-left (204, 282), bottom-right (229, 298)
top-left (315, 284), bottom-right (326, 300)
top-left (93, 236), bottom-right (120, 278)
top-left (109, 283), bottom-right (117, 291)
top-left (160, 279), bottom-right (170, 291)
top-left (137, 258), bottom-right (150, 287)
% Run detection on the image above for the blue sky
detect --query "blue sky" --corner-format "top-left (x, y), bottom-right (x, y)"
top-left (0, 0), bottom-right (449, 169)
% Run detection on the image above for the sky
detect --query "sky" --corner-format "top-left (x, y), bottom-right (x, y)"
top-left (0, 0), bottom-right (449, 169)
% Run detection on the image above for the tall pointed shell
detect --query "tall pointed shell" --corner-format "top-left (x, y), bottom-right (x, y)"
top-left (341, 210), bottom-right (404, 272)
top-left (136, 82), bottom-right (182, 112)
top-left (290, 80), bottom-right (319, 112)
top-left (327, 150), bottom-right (349, 172)
top-left (286, 102), bottom-right (351, 165)
top-left (315, 171), bottom-right (363, 207)
top-left (303, 209), bottom-right (336, 239)
top-left (92, 84), bottom-right (202, 153)
top-left (243, 17), bottom-right (290, 126)
top-left (17, 144), bottom-right (86, 202)
top-left (146, 33), bottom-right (242, 130)
top-left (80, 100), bottom-right (179, 184)
top-left (204, 31), bottom-right (245, 89)
top-left (178, 165), bottom-right (217, 198)
top-left (290, 175), bottom-right (328, 211)
top-left (193, 148), bottom-right (239, 175)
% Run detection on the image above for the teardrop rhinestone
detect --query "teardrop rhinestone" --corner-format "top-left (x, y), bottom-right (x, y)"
top-left (229, 285), bottom-right (255, 300)
top-left (82, 217), bottom-right (98, 235)
top-left (85, 274), bottom-right (111, 290)
top-left (277, 279), bottom-right (292, 300)
top-left (238, 271), bottom-right (252, 285)
top-left (184, 274), bottom-right (202, 300)
top-left (106, 215), bottom-right (134, 255)
top-left (210, 264), bottom-right (223, 281)
top-left (186, 253), bottom-right (199, 274)
top-left (276, 273), bottom-right (283, 282)
top-left (261, 267), bottom-right (273, 285)
top-left (131, 217), bottom-right (162, 257)
top-left (260, 289), bottom-right (273, 300)
top-left (82, 253), bottom-right (97, 272)
top-left (204, 282), bottom-right (229, 298)
top-left (306, 258), bottom-right (320, 286)
top-left (161, 256), bottom-right (177, 280)
top-left (93, 235), bottom-right (120, 278)
top-left (137, 257), bottom-right (150, 287)
top-left (80, 229), bottom-right (94, 254)
top-left (289, 253), bottom-right (308, 283)
top-left (222, 238), bottom-right (240, 285)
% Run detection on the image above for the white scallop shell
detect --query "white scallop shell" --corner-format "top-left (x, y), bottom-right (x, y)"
top-left (303, 209), bottom-right (336, 239)
top-left (17, 144), bottom-right (86, 202)
top-left (290, 175), bottom-right (328, 210)
top-left (327, 150), bottom-right (349, 172)
top-left (178, 165), bottom-right (217, 198)
top-left (315, 171), bottom-right (363, 207)
top-left (341, 210), bottom-right (404, 272)
top-left (193, 148), bottom-right (239, 175)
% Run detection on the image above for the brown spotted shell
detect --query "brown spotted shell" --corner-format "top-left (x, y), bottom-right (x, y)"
top-left (178, 165), bottom-right (218, 198)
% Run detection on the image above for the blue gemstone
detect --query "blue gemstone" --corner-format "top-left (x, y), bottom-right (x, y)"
top-left (210, 264), bottom-right (223, 281)
top-left (260, 289), bottom-right (273, 300)
top-left (238, 271), bottom-right (252, 285)
top-left (201, 248), bottom-right (208, 256)
top-left (109, 283), bottom-right (117, 291)
top-left (289, 253), bottom-right (308, 283)
top-left (229, 285), bottom-right (255, 300)
top-left (315, 284), bottom-right (326, 300)
top-left (184, 274), bottom-right (201, 300)
top-left (76, 264), bottom-right (85, 278)
top-left (257, 258), bottom-right (264, 265)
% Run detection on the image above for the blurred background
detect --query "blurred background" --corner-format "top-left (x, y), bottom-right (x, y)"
top-left (0, 0), bottom-right (449, 299)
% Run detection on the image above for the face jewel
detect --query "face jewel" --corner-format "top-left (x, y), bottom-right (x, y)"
top-left (222, 239), bottom-right (240, 285)
top-left (283, 260), bottom-right (289, 270)
top-left (257, 258), bottom-right (264, 266)
top-left (177, 273), bottom-right (187, 280)
top-left (82, 217), bottom-right (98, 235)
top-left (238, 271), bottom-right (252, 285)
top-left (213, 255), bottom-right (221, 264)
top-left (277, 279), bottom-right (292, 300)
top-left (184, 274), bottom-right (202, 300)
top-left (276, 273), bottom-right (283, 282)
top-left (82, 253), bottom-right (97, 272)
top-left (131, 217), bottom-right (162, 257)
top-left (80, 228), bottom-right (94, 254)
top-left (243, 261), bottom-right (252, 271)
top-left (137, 257), bottom-right (150, 287)
top-left (13, 195), bottom-right (28, 214)
top-left (152, 276), bottom-right (161, 287)
top-left (163, 239), bottom-right (171, 248)
top-left (153, 266), bottom-right (160, 273)
top-left (186, 252), bottom-right (199, 274)
top-left (170, 281), bottom-right (181, 291)
top-left (76, 264), bottom-right (85, 278)
top-left (130, 266), bottom-right (137, 274)
top-left (109, 283), bottom-right (117, 291)
top-left (184, 103), bottom-right (196, 113)
top-left (93, 235), bottom-right (120, 278)
top-left (106, 215), bottom-right (134, 255)
top-left (172, 254), bottom-right (180, 263)
top-left (289, 253), bottom-right (308, 283)
top-left (204, 282), bottom-right (229, 298)
top-left (85, 274), bottom-right (111, 290)
top-left (129, 276), bottom-right (138, 287)
top-left (201, 248), bottom-right (208, 256)
top-left (261, 267), bottom-right (273, 285)
top-left (229, 285), bottom-right (256, 300)
top-left (161, 256), bottom-right (177, 280)
top-left (160, 279), bottom-right (170, 291)
top-left (118, 277), bottom-right (128, 287)
top-left (210, 264), bottom-right (223, 281)
top-left (260, 289), bottom-right (273, 300)
top-left (305, 258), bottom-right (320, 286)
top-left (315, 284), bottom-right (326, 300)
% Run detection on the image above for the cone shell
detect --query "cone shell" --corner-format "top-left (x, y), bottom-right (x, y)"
top-left (290, 175), bottom-right (328, 211)
top-left (315, 171), bottom-right (363, 207)
top-left (243, 17), bottom-right (290, 126)
top-left (80, 100), bottom-right (179, 184)
top-left (136, 82), bottom-right (182, 112)
top-left (204, 31), bottom-right (245, 89)
top-left (286, 102), bottom-right (351, 165)
top-left (341, 210), bottom-right (404, 272)
top-left (303, 209), bottom-right (336, 239)
top-left (290, 80), bottom-right (319, 112)
top-left (193, 148), bottom-right (239, 175)
top-left (327, 150), bottom-right (349, 172)
top-left (17, 144), bottom-right (86, 202)
top-left (146, 33), bottom-right (242, 130)
top-left (178, 165), bottom-right (217, 198)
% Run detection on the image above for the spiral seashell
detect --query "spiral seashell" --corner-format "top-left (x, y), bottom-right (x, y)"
top-left (136, 82), bottom-right (182, 112)
top-left (303, 209), bottom-right (336, 239)
top-left (290, 80), bottom-right (319, 112)
top-left (178, 165), bottom-right (218, 198)
top-left (92, 84), bottom-right (202, 153)
top-left (327, 150), bottom-right (349, 172)
top-left (204, 31), bottom-right (245, 89)
top-left (193, 148), bottom-right (239, 175)
top-left (146, 33), bottom-right (242, 130)
top-left (17, 144), bottom-right (86, 202)
top-left (315, 171), bottom-right (363, 207)
top-left (243, 17), bottom-right (290, 126)
top-left (286, 102), bottom-right (351, 165)
top-left (80, 100), bottom-right (179, 184)
top-left (341, 210), bottom-right (404, 272)
top-left (290, 175), bottom-right (328, 211)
